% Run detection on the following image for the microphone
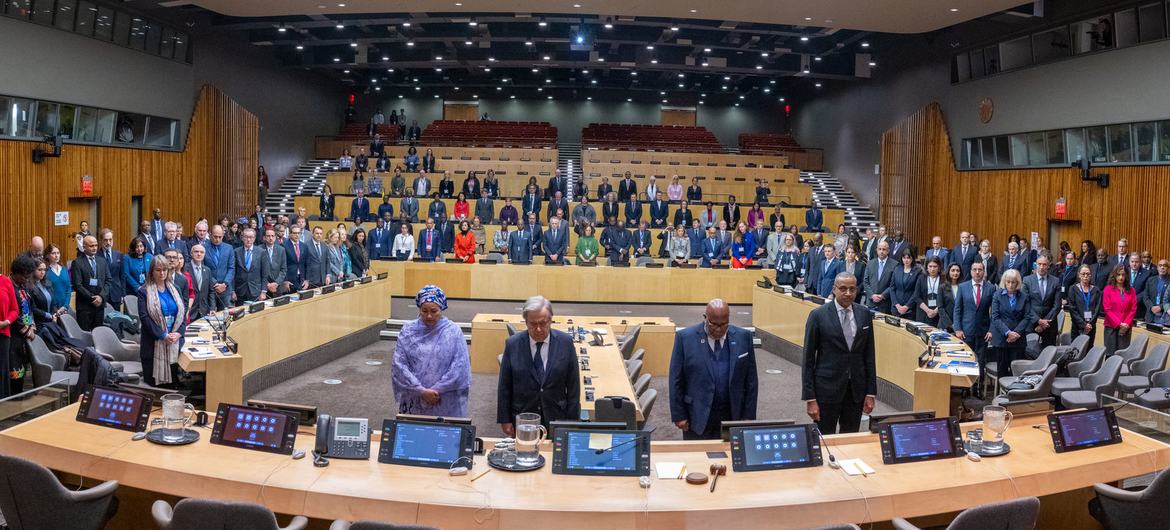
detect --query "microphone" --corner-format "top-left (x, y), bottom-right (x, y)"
top-left (813, 426), bottom-right (839, 469)
top-left (594, 436), bottom-right (639, 455)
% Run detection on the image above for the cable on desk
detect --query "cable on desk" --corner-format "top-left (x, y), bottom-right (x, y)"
top-left (74, 432), bottom-right (137, 492)
top-left (822, 441), bottom-right (874, 529)
top-left (437, 472), bottom-right (495, 524)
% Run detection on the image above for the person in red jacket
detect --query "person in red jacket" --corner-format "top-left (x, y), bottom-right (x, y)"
top-left (0, 267), bottom-right (18, 399)
top-left (1102, 264), bottom-right (1137, 354)
top-left (453, 220), bottom-right (477, 263)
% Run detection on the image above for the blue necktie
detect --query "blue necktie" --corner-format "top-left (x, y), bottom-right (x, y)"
top-left (245, 249), bottom-right (252, 270)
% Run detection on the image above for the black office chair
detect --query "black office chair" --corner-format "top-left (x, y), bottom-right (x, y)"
top-left (505, 323), bottom-right (519, 337)
top-left (595, 396), bottom-right (638, 430)
top-left (1091, 465), bottom-right (1170, 529)
top-left (0, 455), bottom-right (119, 530)
top-left (330, 520), bottom-right (437, 530)
top-left (152, 498), bottom-right (308, 530)
top-left (892, 496), bottom-right (1039, 530)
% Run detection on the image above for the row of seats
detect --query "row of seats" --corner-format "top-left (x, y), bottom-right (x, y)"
top-left (337, 123), bottom-right (400, 141)
top-left (0, 454), bottom-right (428, 529)
top-left (738, 132), bottom-right (804, 153)
top-left (582, 123), bottom-right (722, 152)
top-left (579, 174), bottom-right (812, 205)
top-left (584, 150), bottom-right (788, 168)
top-left (421, 120), bottom-right (557, 148)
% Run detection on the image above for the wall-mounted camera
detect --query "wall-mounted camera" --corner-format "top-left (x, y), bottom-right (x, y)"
top-left (32, 135), bottom-right (63, 164)
top-left (1072, 158), bottom-right (1109, 188)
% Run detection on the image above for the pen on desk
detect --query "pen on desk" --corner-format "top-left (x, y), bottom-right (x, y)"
top-left (678, 465), bottom-right (686, 480)
top-left (470, 468), bottom-right (492, 482)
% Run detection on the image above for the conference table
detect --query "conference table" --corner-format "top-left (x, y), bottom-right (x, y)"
top-left (753, 285), bottom-right (976, 417)
top-left (179, 277), bottom-right (392, 410)
top-left (572, 324), bottom-right (644, 422)
top-left (470, 314), bottom-right (676, 376)
top-left (1, 405), bottom-right (1165, 529)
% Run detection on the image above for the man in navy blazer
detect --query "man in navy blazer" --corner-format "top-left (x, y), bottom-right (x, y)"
top-left (508, 226), bottom-right (533, 264)
top-left (648, 193), bottom-right (669, 228)
top-left (953, 261), bottom-right (995, 395)
top-left (1022, 253), bottom-right (1061, 346)
top-left (155, 222), bottom-right (189, 258)
top-left (416, 218), bottom-right (443, 261)
top-left (669, 299), bottom-right (758, 439)
top-left (350, 190), bottom-right (371, 223)
top-left (812, 245), bottom-right (844, 297)
top-left (204, 225), bottom-right (236, 310)
top-left (367, 218), bottom-right (390, 259)
top-left (949, 232), bottom-right (977, 280)
top-left (541, 217), bottom-right (568, 264)
top-left (801, 273), bottom-right (876, 434)
top-left (283, 225), bottom-right (310, 291)
top-left (924, 235), bottom-right (950, 264)
top-left (624, 196), bottom-right (643, 226)
top-left (1001, 241), bottom-right (1028, 277)
top-left (497, 296), bottom-right (580, 434)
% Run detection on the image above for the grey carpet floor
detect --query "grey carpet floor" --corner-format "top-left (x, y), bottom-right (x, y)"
top-left (251, 339), bottom-right (896, 440)
top-left (390, 297), bottom-right (754, 328)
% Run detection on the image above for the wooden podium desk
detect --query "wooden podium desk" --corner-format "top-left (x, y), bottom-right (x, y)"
top-left (179, 278), bottom-right (391, 410)
top-left (470, 314), bottom-right (675, 376)
top-left (753, 286), bottom-right (975, 417)
top-left (371, 260), bottom-right (761, 304)
top-left (1, 406), bottom-right (1166, 529)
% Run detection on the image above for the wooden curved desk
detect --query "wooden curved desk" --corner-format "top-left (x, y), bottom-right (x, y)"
top-left (1, 406), bottom-right (1165, 529)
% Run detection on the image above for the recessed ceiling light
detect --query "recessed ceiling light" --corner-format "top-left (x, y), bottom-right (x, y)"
top-left (350, 42), bottom-right (358, 47)
top-left (800, 36), bottom-right (809, 42)
top-left (398, 94), bottom-right (404, 98)
top-left (465, 41), bottom-right (472, 45)
top-left (734, 103), bottom-right (740, 107)
top-left (277, 26), bottom-right (287, 33)
top-left (525, 41), bottom-right (534, 46)
top-left (591, 80), bottom-right (597, 84)
top-left (488, 57), bottom-right (496, 61)
top-left (435, 68), bottom-right (442, 72)
top-left (382, 55), bottom-right (389, 60)
top-left (627, 98), bottom-right (632, 102)
top-left (739, 95), bottom-right (745, 99)
top-left (435, 56), bottom-right (443, 60)
top-left (723, 76), bottom-right (731, 80)
top-left (815, 82), bottom-right (822, 87)
top-left (333, 57), bottom-right (340, 62)
top-left (661, 99), bottom-right (667, 103)
top-left (701, 93), bottom-right (706, 97)
top-left (755, 65), bottom-right (763, 69)
top-left (861, 42), bottom-right (870, 48)
top-left (802, 69), bottom-right (810, 74)
top-left (538, 20), bottom-right (548, 27)
top-left (770, 80), bottom-right (776, 84)
top-left (537, 87), bottom-right (543, 91)
top-left (950, 7), bottom-right (959, 12)
top-left (582, 69), bottom-right (590, 74)
top-left (804, 17), bottom-right (812, 21)
top-left (387, 68), bottom-right (395, 72)
top-left (721, 85), bottom-right (727, 89)
top-left (779, 97), bottom-right (785, 102)
top-left (703, 48), bottom-right (712, 52)
top-left (646, 45), bottom-right (654, 50)
top-left (604, 23), bottom-right (613, 29)
top-left (548, 95), bottom-right (553, 99)
top-left (532, 68), bottom-right (539, 72)
top-left (698, 100), bottom-right (704, 104)
top-left (587, 96), bottom-right (593, 100)
top-left (473, 94), bottom-right (478, 98)
top-left (406, 41), bottom-right (415, 46)
top-left (760, 52), bottom-right (768, 57)
top-left (511, 95), bottom-right (516, 98)
top-left (678, 83), bottom-right (684, 87)
top-left (543, 55), bottom-right (550, 60)
top-left (763, 88), bottom-right (770, 93)
top-left (454, 87), bottom-right (460, 90)
top-left (689, 9), bottom-right (697, 13)
top-left (296, 44), bottom-right (304, 50)
top-left (868, 61), bottom-right (877, 67)
top-left (546, 79), bottom-right (552, 83)
top-left (701, 62), bottom-right (709, 67)
top-left (336, 24), bottom-right (344, 29)
top-left (337, 3), bottom-right (345, 6)
top-left (469, 21), bottom-right (478, 26)
top-left (650, 59), bottom-right (658, 64)
top-left (677, 73), bottom-right (685, 78)
top-left (375, 87), bottom-right (381, 91)
top-left (670, 26), bottom-right (679, 31)
top-left (343, 69), bottom-right (350, 73)
top-left (413, 77), bottom-right (419, 81)
top-left (814, 56), bottom-right (822, 61)
top-left (484, 67), bottom-right (492, 72)
top-left (497, 87), bottom-right (503, 91)
top-left (659, 91), bottom-right (666, 95)
top-left (631, 71), bottom-right (637, 76)
top-left (414, 86), bottom-right (421, 90)
top-left (434, 94), bottom-right (439, 98)
top-left (455, 2), bottom-right (462, 5)
top-left (402, 22), bottom-right (410, 27)
top-left (597, 57), bottom-right (605, 62)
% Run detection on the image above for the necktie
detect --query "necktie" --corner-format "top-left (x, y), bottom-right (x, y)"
top-left (1039, 277), bottom-right (1046, 294)
top-left (315, 242), bottom-right (321, 257)
top-left (1131, 272), bottom-right (1137, 285)
top-left (840, 308), bottom-right (855, 350)
top-left (267, 247), bottom-right (273, 263)
top-left (89, 257), bottom-right (97, 273)
top-left (533, 342), bottom-right (545, 384)
top-left (1009, 255), bottom-right (1015, 268)
top-left (194, 266), bottom-right (202, 289)
top-left (294, 244), bottom-right (301, 260)
top-left (105, 250), bottom-right (111, 263)
top-left (245, 249), bottom-right (252, 270)
top-left (975, 283), bottom-right (982, 306)
top-left (878, 259), bottom-right (885, 278)
top-left (824, 259), bottom-right (831, 274)
top-left (710, 338), bottom-right (722, 356)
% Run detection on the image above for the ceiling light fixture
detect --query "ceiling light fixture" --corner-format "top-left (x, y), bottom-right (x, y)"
top-left (382, 55), bottom-right (389, 60)
top-left (678, 83), bottom-right (684, 88)
top-left (277, 26), bottom-right (287, 33)
top-left (434, 94), bottom-right (439, 98)
top-left (465, 41), bottom-right (472, 45)
top-left (336, 24), bottom-right (344, 29)
top-left (525, 41), bottom-right (534, 46)
top-left (537, 87), bottom-right (543, 91)
top-left (375, 87), bottom-right (381, 91)
top-left (659, 91), bottom-right (665, 95)
top-left (646, 45), bottom-right (654, 50)
top-left (333, 57), bottom-right (340, 62)
top-left (532, 68), bottom-right (539, 72)
top-left (548, 95), bottom-right (554, 99)
top-left (387, 68), bottom-right (395, 72)
top-left (627, 98), bottom-right (632, 102)
top-left (800, 36), bottom-right (809, 42)
top-left (469, 20), bottom-right (478, 26)
top-left (350, 42), bottom-right (358, 47)
top-left (689, 9), bottom-right (697, 13)
top-left (343, 69), bottom-right (350, 73)
top-left (538, 19), bottom-right (548, 27)
top-left (587, 96), bottom-right (592, 100)
top-left (670, 26), bottom-right (679, 31)
top-left (770, 80), bottom-right (776, 84)
top-left (296, 44), bottom-right (304, 50)
top-left (815, 82), bottom-right (822, 87)
top-left (650, 59), bottom-right (658, 64)
top-left (869, 61), bottom-right (877, 67)
top-left (721, 85), bottom-right (727, 89)
top-left (755, 65), bottom-right (763, 69)
top-left (763, 88), bottom-right (770, 93)
top-left (661, 99), bottom-right (667, 103)
top-left (604, 23), bottom-right (613, 29)
top-left (402, 22), bottom-right (410, 27)
top-left (734, 103), bottom-right (740, 107)
top-left (861, 42), bottom-right (870, 48)
top-left (511, 95), bottom-right (516, 99)
top-left (950, 8), bottom-right (959, 12)
top-left (591, 79), bottom-right (597, 84)
top-left (597, 57), bottom-right (605, 62)
top-left (701, 62), bottom-right (709, 67)
top-left (435, 68), bottom-right (442, 72)
top-left (414, 86), bottom-right (421, 91)
top-left (488, 57), bottom-right (496, 61)
top-left (779, 97), bottom-right (785, 102)
top-left (631, 71), bottom-right (637, 75)
top-left (435, 56), bottom-right (442, 60)
top-left (698, 100), bottom-right (704, 104)
top-left (543, 55), bottom-right (550, 60)
top-left (802, 68), bottom-right (810, 74)
top-left (677, 73), bottom-right (685, 78)
top-left (484, 67), bottom-right (492, 72)
top-left (814, 56), bottom-right (822, 61)
top-left (700, 93), bottom-right (706, 97)
top-left (406, 41), bottom-right (415, 46)
top-left (760, 52), bottom-right (768, 57)
top-left (739, 95), bottom-right (745, 99)
top-left (703, 48), bottom-right (712, 52)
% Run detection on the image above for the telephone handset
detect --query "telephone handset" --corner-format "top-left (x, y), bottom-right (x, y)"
top-left (313, 414), bottom-right (371, 466)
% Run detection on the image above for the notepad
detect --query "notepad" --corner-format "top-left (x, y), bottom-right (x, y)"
top-left (838, 458), bottom-right (875, 476)
top-left (184, 347), bottom-right (216, 359)
top-left (588, 432), bottom-right (612, 451)
top-left (654, 462), bottom-right (686, 479)
top-left (947, 366), bottom-right (980, 376)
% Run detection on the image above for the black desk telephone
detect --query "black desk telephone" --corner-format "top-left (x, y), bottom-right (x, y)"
top-left (313, 414), bottom-right (371, 466)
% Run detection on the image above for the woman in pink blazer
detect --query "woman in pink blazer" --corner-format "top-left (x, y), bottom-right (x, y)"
top-left (1102, 264), bottom-right (1136, 354)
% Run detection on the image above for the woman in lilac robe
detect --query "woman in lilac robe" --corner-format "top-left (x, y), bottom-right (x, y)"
top-left (392, 285), bottom-right (471, 417)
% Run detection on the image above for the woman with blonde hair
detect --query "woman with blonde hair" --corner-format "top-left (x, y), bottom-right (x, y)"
top-left (138, 257), bottom-right (186, 386)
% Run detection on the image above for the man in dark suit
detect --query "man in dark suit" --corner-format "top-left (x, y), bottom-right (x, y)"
top-left (72, 235), bottom-right (111, 330)
top-left (953, 261), bottom-right (995, 395)
top-left (1111, 239), bottom-right (1129, 270)
top-left (521, 187), bottom-right (542, 222)
top-left (400, 195), bottom-right (420, 222)
top-left (812, 246), bottom-right (844, 297)
top-left (155, 222), bottom-right (189, 258)
top-left (1143, 259), bottom-right (1170, 324)
top-left (205, 225), bottom-right (236, 310)
top-left (369, 134), bottom-right (386, 158)
top-left (1127, 253), bottom-right (1152, 319)
top-left (648, 192), bottom-right (669, 228)
top-left (232, 229), bottom-right (268, 304)
top-left (350, 190), bottom-right (371, 224)
top-left (618, 173), bottom-right (638, 202)
top-left (688, 219), bottom-right (705, 259)
top-left (547, 171), bottom-right (567, 200)
top-left (406, 120), bottom-right (421, 141)
top-left (864, 226), bottom-right (886, 261)
top-left (802, 272), bottom-right (876, 434)
top-left (862, 240), bottom-right (894, 313)
top-left (474, 194), bottom-right (495, 224)
top-left (185, 244), bottom-right (215, 320)
top-left (367, 218), bottom-right (388, 260)
top-left (416, 218), bottom-right (442, 261)
top-left (304, 226), bottom-right (329, 287)
top-left (541, 217), bottom-right (568, 264)
top-left (669, 299), bottom-right (758, 439)
top-left (283, 226), bottom-right (310, 292)
top-left (436, 216), bottom-right (456, 254)
top-left (522, 213), bottom-right (543, 258)
top-left (426, 193), bottom-right (446, 222)
top-left (96, 229), bottom-right (125, 311)
top-left (804, 204), bottom-right (824, 232)
top-left (924, 235), bottom-right (950, 263)
top-left (721, 196), bottom-right (740, 226)
top-left (1002, 241), bottom-right (1028, 277)
top-left (949, 232), bottom-right (977, 280)
top-left (699, 226), bottom-right (724, 267)
top-left (673, 200), bottom-right (694, 229)
top-left (497, 296), bottom-right (580, 434)
top-left (631, 221), bottom-right (654, 258)
top-left (750, 220), bottom-right (770, 261)
top-left (261, 228), bottom-right (288, 298)
top-left (624, 195), bottom-right (643, 226)
top-left (508, 225), bottom-right (533, 264)
top-left (546, 191), bottom-right (569, 222)
top-left (149, 208), bottom-right (166, 244)
top-left (888, 231), bottom-right (910, 260)
top-left (1022, 253), bottom-right (1061, 347)
top-left (412, 174), bottom-right (431, 197)
top-left (601, 219), bottom-right (631, 265)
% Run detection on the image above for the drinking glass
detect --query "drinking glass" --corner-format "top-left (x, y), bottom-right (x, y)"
top-left (161, 393), bottom-right (195, 443)
top-left (514, 412), bottom-right (546, 466)
top-left (982, 405), bottom-right (1013, 452)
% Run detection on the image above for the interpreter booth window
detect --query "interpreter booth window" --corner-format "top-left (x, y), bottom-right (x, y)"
top-left (33, 101), bottom-right (59, 137)
top-left (1113, 8), bottom-right (1139, 49)
top-left (1086, 126), bottom-right (1108, 163)
top-left (980, 137), bottom-right (997, 167)
top-left (1045, 130), bottom-right (1066, 164)
top-left (1065, 128), bottom-right (1087, 164)
top-left (29, 0), bottom-right (52, 25)
top-left (5, 98), bottom-right (34, 138)
top-left (1134, 122), bottom-right (1157, 162)
top-left (1009, 135), bottom-right (1028, 166)
top-left (1108, 124), bottom-right (1134, 163)
top-left (74, 107), bottom-right (115, 143)
top-left (128, 16), bottom-right (146, 51)
top-left (998, 36), bottom-right (1032, 71)
top-left (53, 0), bottom-right (76, 31)
top-left (75, 1), bottom-right (96, 37)
top-left (93, 4), bottom-right (114, 42)
top-left (1031, 27), bottom-right (1071, 64)
top-left (1072, 16), bottom-right (1115, 54)
top-left (1138, 2), bottom-right (1166, 42)
top-left (1159, 120), bottom-right (1170, 161)
top-left (112, 9), bottom-right (131, 46)
top-left (114, 112), bottom-right (146, 145)
top-left (144, 117), bottom-right (176, 148)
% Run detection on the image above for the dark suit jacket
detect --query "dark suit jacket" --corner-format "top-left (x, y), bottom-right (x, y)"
top-left (547, 176), bottom-right (567, 199)
top-left (889, 267), bottom-right (922, 317)
top-left (861, 258), bottom-right (895, 313)
top-left (1068, 284), bottom-right (1103, 331)
top-left (811, 258), bottom-right (844, 297)
top-left (1022, 273), bottom-right (1061, 326)
top-left (283, 240), bottom-right (308, 288)
top-left (953, 280), bottom-right (994, 345)
top-left (801, 302), bottom-right (877, 404)
top-left (422, 154), bottom-right (436, 173)
top-left (721, 204), bottom-right (741, 226)
top-left (668, 324), bottom-right (758, 436)
top-left (617, 179), bottom-right (637, 202)
top-left (915, 276), bottom-right (955, 329)
top-left (233, 246), bottom-right (269, 303)
top-left (624, 200), bottom-right (643, 224)
top-left (1142, 275), bottom-right (1170, 322)
top-left (261, 245), bottom-right (287, 288)
top-left (949, 244), bottom-right (978, 280)
top-left (673, 208), bottom-right (694, 229)
top-left (1129, 268), bottom-right (1152, 317)
top-left (990, 290), bottom-right (1035, 348)
top-left (184, 262), bottom-right (214, 319)
top-left (350, 197), bottom-right (371, 223)
top-left (71, 254), bottom-right (111, 311)
top-left (686, 185), bottom-right (702, 202)
top-left (303, 240), bottom-right (328, 287)
top-left (1001, 252), bottom-right (1028, 277)
top-left (649, 201), bottom-right (669, 227)
top-left (547, 198), bottom-right (569, 221)
top-left (155, 238), bottom-right (189, 258)
top-left (496, 330), bottom-right (581, 425)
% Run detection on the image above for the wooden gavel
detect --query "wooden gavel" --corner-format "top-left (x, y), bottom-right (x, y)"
top-left (709, 464), bottom-right (726, 492)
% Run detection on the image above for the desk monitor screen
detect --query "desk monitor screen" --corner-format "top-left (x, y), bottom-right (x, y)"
top-left (551, 429), bottom-right (651, 477)
top-left (1048, 407), bottom-right (1122, 452)
top-left (76, 385), bottom-right (152, 432)
top-left (729, 424), bottom-right (822, 472)
top-left (210, 403), bottom-right (298, 455)
top-left (878, 417), bottom-right (964, 464)
top-left (377, 419), bottom-right (477, 469)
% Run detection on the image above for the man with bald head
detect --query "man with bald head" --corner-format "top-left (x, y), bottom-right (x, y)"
top-left (669, 299), bottom-right (758, 439)
top-left (20, 236), bottom-right (44, 260)
top-left (802, 272), bottom-right (877, 434)
top-left (71, 235), bottom-right (111, 330)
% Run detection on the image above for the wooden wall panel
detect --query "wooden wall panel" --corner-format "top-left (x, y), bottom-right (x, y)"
top-left (881, 103), bottom-right (1170, 258)
top-left (0, 85), bottom-right (258, 265)
top-left (443, 103), bottom-right (480, 121)
top-left (661, 109), bottom-right (697, 127)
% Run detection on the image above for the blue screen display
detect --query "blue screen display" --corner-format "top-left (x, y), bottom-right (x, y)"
top-left (85, 388), bottom-right (144, 427)
top-left (391, 423), bottom-right (464, 463)
top-left (221, 408), bottom-right (289, 449)
top-left (890, 419), bottom-right (955, 459)
top-left (1058, 409), bottom-right (1113, 447)
top-left (740, 426), bottom-right (810, 466)
top-left (564, 431), bottom-right (639, 471)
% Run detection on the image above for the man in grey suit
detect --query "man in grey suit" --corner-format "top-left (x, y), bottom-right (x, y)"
top-left (304, 226), bottom-right (329, 287)
top-left (233, 228), bottom-right (269, 304)
top-left (400, 195), bottom-right (420, 223)
top-left (716, 220), bottom-right (733, 259)
top-left (1022, 252), bottom-right (1060, 347)
top-left (669, 299), bottom-right (758, 439)
top-left (541, 217), bottom-right (568, 264)
top-left (261, 228), bottom-right (288, 298)
top-left (185, 244), bottom-right (215, 321)
top-left (546, 190), bottom-right (569, 222)
top-left (862, 241), bottom-right (894, 313)
top-left (474, 195), bottom-right (495, 224)
top-left (801, 272), bottom-right (876, 434)
top-left (412, 174), bottom-right (431, 197)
